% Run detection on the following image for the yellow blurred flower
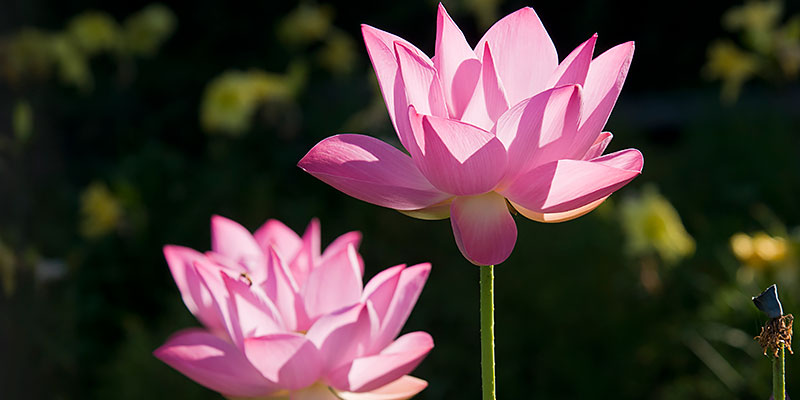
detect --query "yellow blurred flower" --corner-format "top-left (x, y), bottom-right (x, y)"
top-left (621, 185), bottom-right (695, 264)
top-left (80, 182), bottom-right (123, 238)
top-left (67, 11), bottom-right (121, 55)
top-left (707, 0), bottom-right (800, 101)
top-left (277, 3), bottom-right (334, 47)
top-left (704, 40), bottom-right (760, 102)
top-left (12, 100), bottom-right (33, 142)
top-left (121, 4), bottom-right (177, 57)
top-left (317, 31), bottom-right (357, 75)
top-left (730, 231), bottom-right (787, 268)
top-left (723, 0), bottom-right (782, 52)
top-left (200, 66), bottom-right (305, 136)
top-left (50, 33), bottom-right (93, 90)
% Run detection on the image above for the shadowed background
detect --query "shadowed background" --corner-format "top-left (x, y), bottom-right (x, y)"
top-left (0, 0), bottom-right (799, 398)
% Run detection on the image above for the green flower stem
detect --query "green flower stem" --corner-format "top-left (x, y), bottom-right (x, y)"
top-left (480, 264), bottom-right (496, 400)
top-left (774, 343), bottom-right (786, 400)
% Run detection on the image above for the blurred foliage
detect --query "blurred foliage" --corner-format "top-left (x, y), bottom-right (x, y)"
top-left (0, 1), bottom-right (799, 400)
top-left (0, 239), bottom-right (16, 297)
top-left (200, 2), bottom-right (359, 136)
top-left (0, 4), bottom-right (175, 90)
top-left (705, 0), bottom-right (800, 101)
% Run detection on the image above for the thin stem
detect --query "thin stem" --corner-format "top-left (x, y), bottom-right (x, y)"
top-left (480, 265), bottom-right (496, 400)
top-left (773, 343), bottom-right (786, 400)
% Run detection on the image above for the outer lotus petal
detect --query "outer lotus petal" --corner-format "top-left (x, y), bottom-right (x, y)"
top-left (361, 264), bottom-right (405, 320)
top-left (394, 42), bottom-right (449, 133)
top-left (501, 148), bottom-right (643, 214)
top-left (327, 332), bottom-right (433, 393)
top-left (408, 108), bottom-right (507, 196)
top-left (494, 85), bottom-right (585, 185)
top-left (460, 43), bottom-right (510, 131)
top-left (579, 42), bottom-right (634, 139)
top-left (510, 196), bottom-right (608, 223)
top-left (361, 25), bottom-right (432, 154)
top-left (211, 215), bottom-right (263, 264)
top-left (546, 34), bottom-right (597, 88)
top-left (306, 304), bottom-right (373, 372)
top-left (364, 263), bottom-right (431, 351)
top-left (288, 219), bottom-right (320, 291)
top-left (397, 198), bottom-right (453, 220)
top-left (335, 376), bottom-right (428, 400)
top-left (222, 273), bottom-right (285, 343)
top-left (262, 248), bottom-right (301, 331)
top-left (320, 231), bottom-right (364, 278)
top-left (243, 333), bottom-right (323, 390)
top-left (434, 3), bottom-right (481, 119)
top-left (450, 192), bottom-right (517, 266)
top-left (303, 244), bottom-right (363, 321)
top-left (581, 132), bottom-right (613, 160)
top-left (298, 134), bottom-right (450, 211)
top-left (253, 219), bottom-right (303, 262)
top-left (321, 231), bottom-right (362, 260)
top-left (474, 7), bottom-right (558, 106)
top-left (192, 258), bottom-right (253, 346)
top-left (154, 328), bottom-right (278, 397)
top-left (163, 245), bottom-right (225, 332)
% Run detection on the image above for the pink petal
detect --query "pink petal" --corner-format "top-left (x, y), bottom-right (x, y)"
top-left (191, 258), bottom-right (256, 346)
top-left (581, 132), bottom-right (613, 160)
top-left (243, 333), bottom-right (323, 390)
top-left (434, 3), bottom-right (481, 119)
top-left (510, 196), bottom-right (608, 223)
top-left (327, 332), bottom-right (433, 392)
top-left (261, 248), bottom-right (301, 331)
top-left (302, 244), bottom-right (363, 321)
top-left (321, 231), bottom-right (362, 260)
top-left (287, 219), bottom-right (320, 291)
top-left (163, 245), bottom-right (226, 332)
top-left (547, 34), bottom-right (597, 88)
top-left (298, 134), bottom-right (450, 211)
top-left (210, 215), bottom-right (263, 265)
top-left (450, 192), bottom-right (518, 266)
top-left (408, 107), bottom-right (507, 196)
top-left (363, 263), bottom-right (431, 352)
top-left (494, 85), bottom-right (586, 185)
top-left (320, 230), bottom-right (364, 278)
top-left (361, 264), bottom-right (405, 320)
top-left (306, 304), bottom-right (374, 372)
top-left (222, 272), bottom-right (285, 344)
top-left (501, 148), bottom-right (643, 214)
top-left (460, 43), bottom-right (510, 131)
top-left (474, 7), bottom-right (558, 106)
top-left (579, 42), bottom-right (635, 139)
top-left (394, 41), bottom-right (449, 123)
top-left (253, 219), bottom-right (303, 262)
top-left (361, 24), bottom-right (430, 155)
top-left (335, 376), bottom-right (428, 400)
top-left (154, 328), bottom-right (278, 397)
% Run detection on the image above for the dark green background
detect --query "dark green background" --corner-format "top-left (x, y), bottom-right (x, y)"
top-left (1, 0), bottom-right (799, 398)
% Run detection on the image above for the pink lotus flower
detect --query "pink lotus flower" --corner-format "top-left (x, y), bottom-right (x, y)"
top-left (154, 216), bottom-right (433, 399)
top-left (299, 4), bottom-right (643, 266)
